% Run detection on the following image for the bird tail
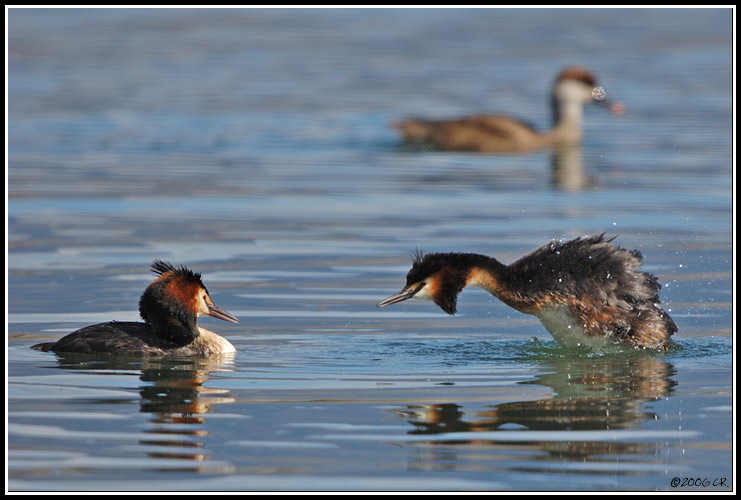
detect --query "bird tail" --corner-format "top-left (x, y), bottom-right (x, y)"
top-left (31, 342), bottom-right (55, 352)
top-left (394, 119), bottom-right (436, 142)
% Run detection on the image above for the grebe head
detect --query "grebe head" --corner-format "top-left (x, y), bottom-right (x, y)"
top-left (377, 251), bottom-right (481, 315)
top-left (552, 67), bottom-right (625, 124)
top-left (139, 260), bottom-right (239, 343)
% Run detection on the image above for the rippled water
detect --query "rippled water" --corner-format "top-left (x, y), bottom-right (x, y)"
top-left (7, 7), bottom-right (734, 492)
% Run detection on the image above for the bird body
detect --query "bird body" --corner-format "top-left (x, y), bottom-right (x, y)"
top-left (377, 235), bottom-right (676, 350)
top-left (32, 260), bottom-right (239, 357)
top-left (395, 66), bottom-right (624, 153)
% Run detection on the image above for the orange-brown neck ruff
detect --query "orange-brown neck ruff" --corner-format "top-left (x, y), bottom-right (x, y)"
top-left (165, 274), bottom-right (202, 316)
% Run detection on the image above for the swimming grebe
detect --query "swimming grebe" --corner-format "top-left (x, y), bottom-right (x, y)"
top-left (377, 234), bottom-right (676, 350)
top-left (32, 260), bottom-right (239, 357)
top-left (394, 66), bottom-right (625, 153)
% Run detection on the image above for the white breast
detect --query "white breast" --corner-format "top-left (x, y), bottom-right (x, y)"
top-left (535, 307), bottom-right (612, 349)
top-left (196, 327), bottom-right (237, 355)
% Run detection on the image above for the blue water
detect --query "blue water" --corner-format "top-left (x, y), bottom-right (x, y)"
top-left (7, 7), bottom-right (734, 492)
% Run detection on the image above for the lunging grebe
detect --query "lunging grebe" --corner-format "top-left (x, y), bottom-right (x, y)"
top-left (377, 234), bottom-right (676, 350)
top-left (32, 260), bottom-right (239, 357)
top-left (394, 66), bottom-right (625, 153)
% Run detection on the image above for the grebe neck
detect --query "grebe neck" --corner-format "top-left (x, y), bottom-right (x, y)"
top-left (149, 312), bottom-right (200, 345)
top-left (461, 254), bottom-right (510, 297)
top-left (139, 293), bottom-right (200, 345)
top-left (460, 253), bottom-right (541, 314)
top-left (550, 99), bottom-right (584, 143)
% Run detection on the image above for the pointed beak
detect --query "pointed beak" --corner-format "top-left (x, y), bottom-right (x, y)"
top-left (207, 303), bottom-right (240, 323)
top-left (376, 283), bottom-right (424, 308)
top-left (596, 97), bottom-right (626, 115)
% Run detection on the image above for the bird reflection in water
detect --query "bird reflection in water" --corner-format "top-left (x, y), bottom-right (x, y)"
top-left (550, 143), bottom-right (594, 191)
top-left (391, 355), bottom-right (676, 462)
top-left (50, 353), bottom-right (236, 467)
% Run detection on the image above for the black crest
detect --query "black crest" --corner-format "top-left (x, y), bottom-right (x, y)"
top-left (151, 260), bottom-right (205, 289)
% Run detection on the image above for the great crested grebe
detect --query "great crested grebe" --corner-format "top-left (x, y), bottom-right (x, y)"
top-left (394, 66), bottom-right (625, 153)
top-left (32, 260), bottom-right (239, 357)
top-left (377, 234), bottom-right (676, 350)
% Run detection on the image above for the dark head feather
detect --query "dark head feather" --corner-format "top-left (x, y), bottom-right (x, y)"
top-left (556, 66), bottom-right (598, 88)
top-left (407, 251), bottom-right (456, 287)
top-left (151, 259), bottom-right (204, 287)
top-left (407, 251), bottom-right (495, 315)
top-left (151, 259), bottom-right (175, 276)
top-left (140, 260), bottom-right (207, 344)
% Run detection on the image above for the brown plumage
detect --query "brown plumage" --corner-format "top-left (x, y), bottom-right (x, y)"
top-left (32, 260), bottom-right (239, 357)
top-left (395, 66), bottom-right (625, 153)
top-left (377, 234), bottom-right (676, 350)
